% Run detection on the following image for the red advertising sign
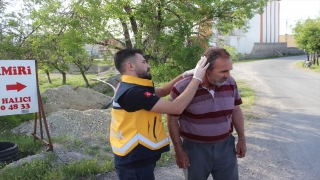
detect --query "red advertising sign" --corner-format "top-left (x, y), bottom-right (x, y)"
top-left (0, 60), bottom-right (39, 116)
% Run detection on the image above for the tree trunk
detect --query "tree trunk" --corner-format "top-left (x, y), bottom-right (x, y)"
top-left (52, 65), bottom-right (67, 85)
top-left (45, 70), bottom-right (52, 84)
top-left (80, 70), bottom-right (90, 87)
top-left (62, 72), bottom-right (66, 84)
top-left (120, 18), bottom-right (133, 49)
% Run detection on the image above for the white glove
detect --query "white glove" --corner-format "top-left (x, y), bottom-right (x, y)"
top-left (193, 56), bottom-right (209, 82)
top-left (182, 69), bottom-right (194, 78)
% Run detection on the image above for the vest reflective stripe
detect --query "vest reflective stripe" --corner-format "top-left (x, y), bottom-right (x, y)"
top-left (112, 101), bottom-right (120, 108)
top-left (111, 134), bottom-right (169, 155)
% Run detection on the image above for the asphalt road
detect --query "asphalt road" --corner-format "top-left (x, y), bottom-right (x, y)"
top-left (233, 55), bottom-right (320, 180)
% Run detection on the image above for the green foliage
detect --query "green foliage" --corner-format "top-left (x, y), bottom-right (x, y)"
top-left (149, 60), bottom-right (180, 83)
top-left (1, 0), bottom-right (269, 84)
top-left (292, 17), bottom-right (320, 66)
top-left (223, 45), bottom-right (244, 61)
top-left (293, 18), bottom-right (320, 53)
top-left (150, 44), bottom-right (205, 82)
top-left (171, 44), bottom-right (205, 70)
top-left (0, 0), bottom-right (38, 60)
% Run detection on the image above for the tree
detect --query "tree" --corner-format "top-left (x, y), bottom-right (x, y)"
top-left (293, 18), bottom-right (320, 66)
top-left (4, 0), bottom-right (268, 84)
top-left (29, 0), bottom-right (109, 86)
top-left (0, 0), bottom-right (39, 60)
top-left (102, 0), bottom-right (268, 66)
top-left (122, 0), bottom-right (267, 81)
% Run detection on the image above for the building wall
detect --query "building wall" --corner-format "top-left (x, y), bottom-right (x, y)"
top-left (279, 35), bottom-right (297, 47)
top-left (262, 0), bottom-right (280, 43)
top-left (211, 0), bottom-right (281, 54)
top-left (84, 44), bottom-right (104, 58)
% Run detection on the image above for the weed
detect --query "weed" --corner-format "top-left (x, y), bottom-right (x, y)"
top-left (156, 151), bottom-right (174, 167)
top-left (85, 145), bottom-right (100, 156)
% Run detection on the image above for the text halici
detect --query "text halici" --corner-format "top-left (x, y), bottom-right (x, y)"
top-left (0, 66), bottom-right (32, 75)
top-left (2, 97), bottom-right (31, 104)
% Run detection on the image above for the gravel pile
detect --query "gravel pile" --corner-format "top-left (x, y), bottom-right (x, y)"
top-left (11, 109), bottom-right (112, 139)
top-left (42, 85), bottom-right (112, 116)
top-left (11, 84), bottom-right (115, 139)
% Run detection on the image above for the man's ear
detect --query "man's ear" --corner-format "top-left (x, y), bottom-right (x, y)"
top-left (126, 62), bottom-right (135, 70)
top-left (206, 67), bottom-right (211, 73)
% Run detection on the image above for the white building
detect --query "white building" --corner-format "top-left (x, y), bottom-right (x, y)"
top-left (211, 0), bottom-right (281, 55)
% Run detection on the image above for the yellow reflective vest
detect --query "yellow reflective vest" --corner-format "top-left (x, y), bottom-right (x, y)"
top-left (110, 75), bottom-right (169, 159)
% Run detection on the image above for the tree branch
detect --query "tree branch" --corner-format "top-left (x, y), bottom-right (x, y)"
top-left (119, 18), bottom-right (132, 49)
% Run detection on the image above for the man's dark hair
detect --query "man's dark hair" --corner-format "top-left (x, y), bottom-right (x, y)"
top-left (114, 49), bottom-right (143, 74)
top-left (202, 47), bottom-right (230, 71)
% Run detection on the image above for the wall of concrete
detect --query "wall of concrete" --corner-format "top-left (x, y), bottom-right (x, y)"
top-left (52, 64), bottom-right (111, 74)
top-left (239, 42), bottom-right (305, 59)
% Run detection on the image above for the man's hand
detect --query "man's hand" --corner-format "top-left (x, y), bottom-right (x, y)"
top-left (236, 139), bottom-right (247, 158)
top-left (175, 149), bottom-right (190, 169)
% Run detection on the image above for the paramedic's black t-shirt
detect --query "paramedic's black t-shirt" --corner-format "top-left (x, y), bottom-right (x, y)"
top-left (118, 86), bottom-right (160, 112)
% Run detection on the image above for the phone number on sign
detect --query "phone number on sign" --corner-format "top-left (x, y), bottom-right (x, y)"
top-left (0, 103), bottom-right (31, 111)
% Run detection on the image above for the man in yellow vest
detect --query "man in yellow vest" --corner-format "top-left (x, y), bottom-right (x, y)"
top-left (111, 49), bottom-right (209, 180)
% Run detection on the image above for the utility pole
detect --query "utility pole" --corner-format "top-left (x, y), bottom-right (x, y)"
top-left (285, 18), bottom-right (291, 46)
top-left (285, 19), bottom-right (288, 43)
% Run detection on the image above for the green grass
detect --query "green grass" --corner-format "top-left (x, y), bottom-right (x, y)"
top-left (237, 80), bottom-right (258, 123)
top-left (0, 153), bottom-right (114, 180)
top-left (157, 151), bottom-right (175, 167)
top-left (0, 130), bottom-right (45, 157)
top-left (237, 80), bottom-right (255, 108)
top-left (0, 114), bottom-right (34, 132)
top-left (296, 60), bottom-right (320, 73)
top-left (37, 73), bottom-right (101, 93)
